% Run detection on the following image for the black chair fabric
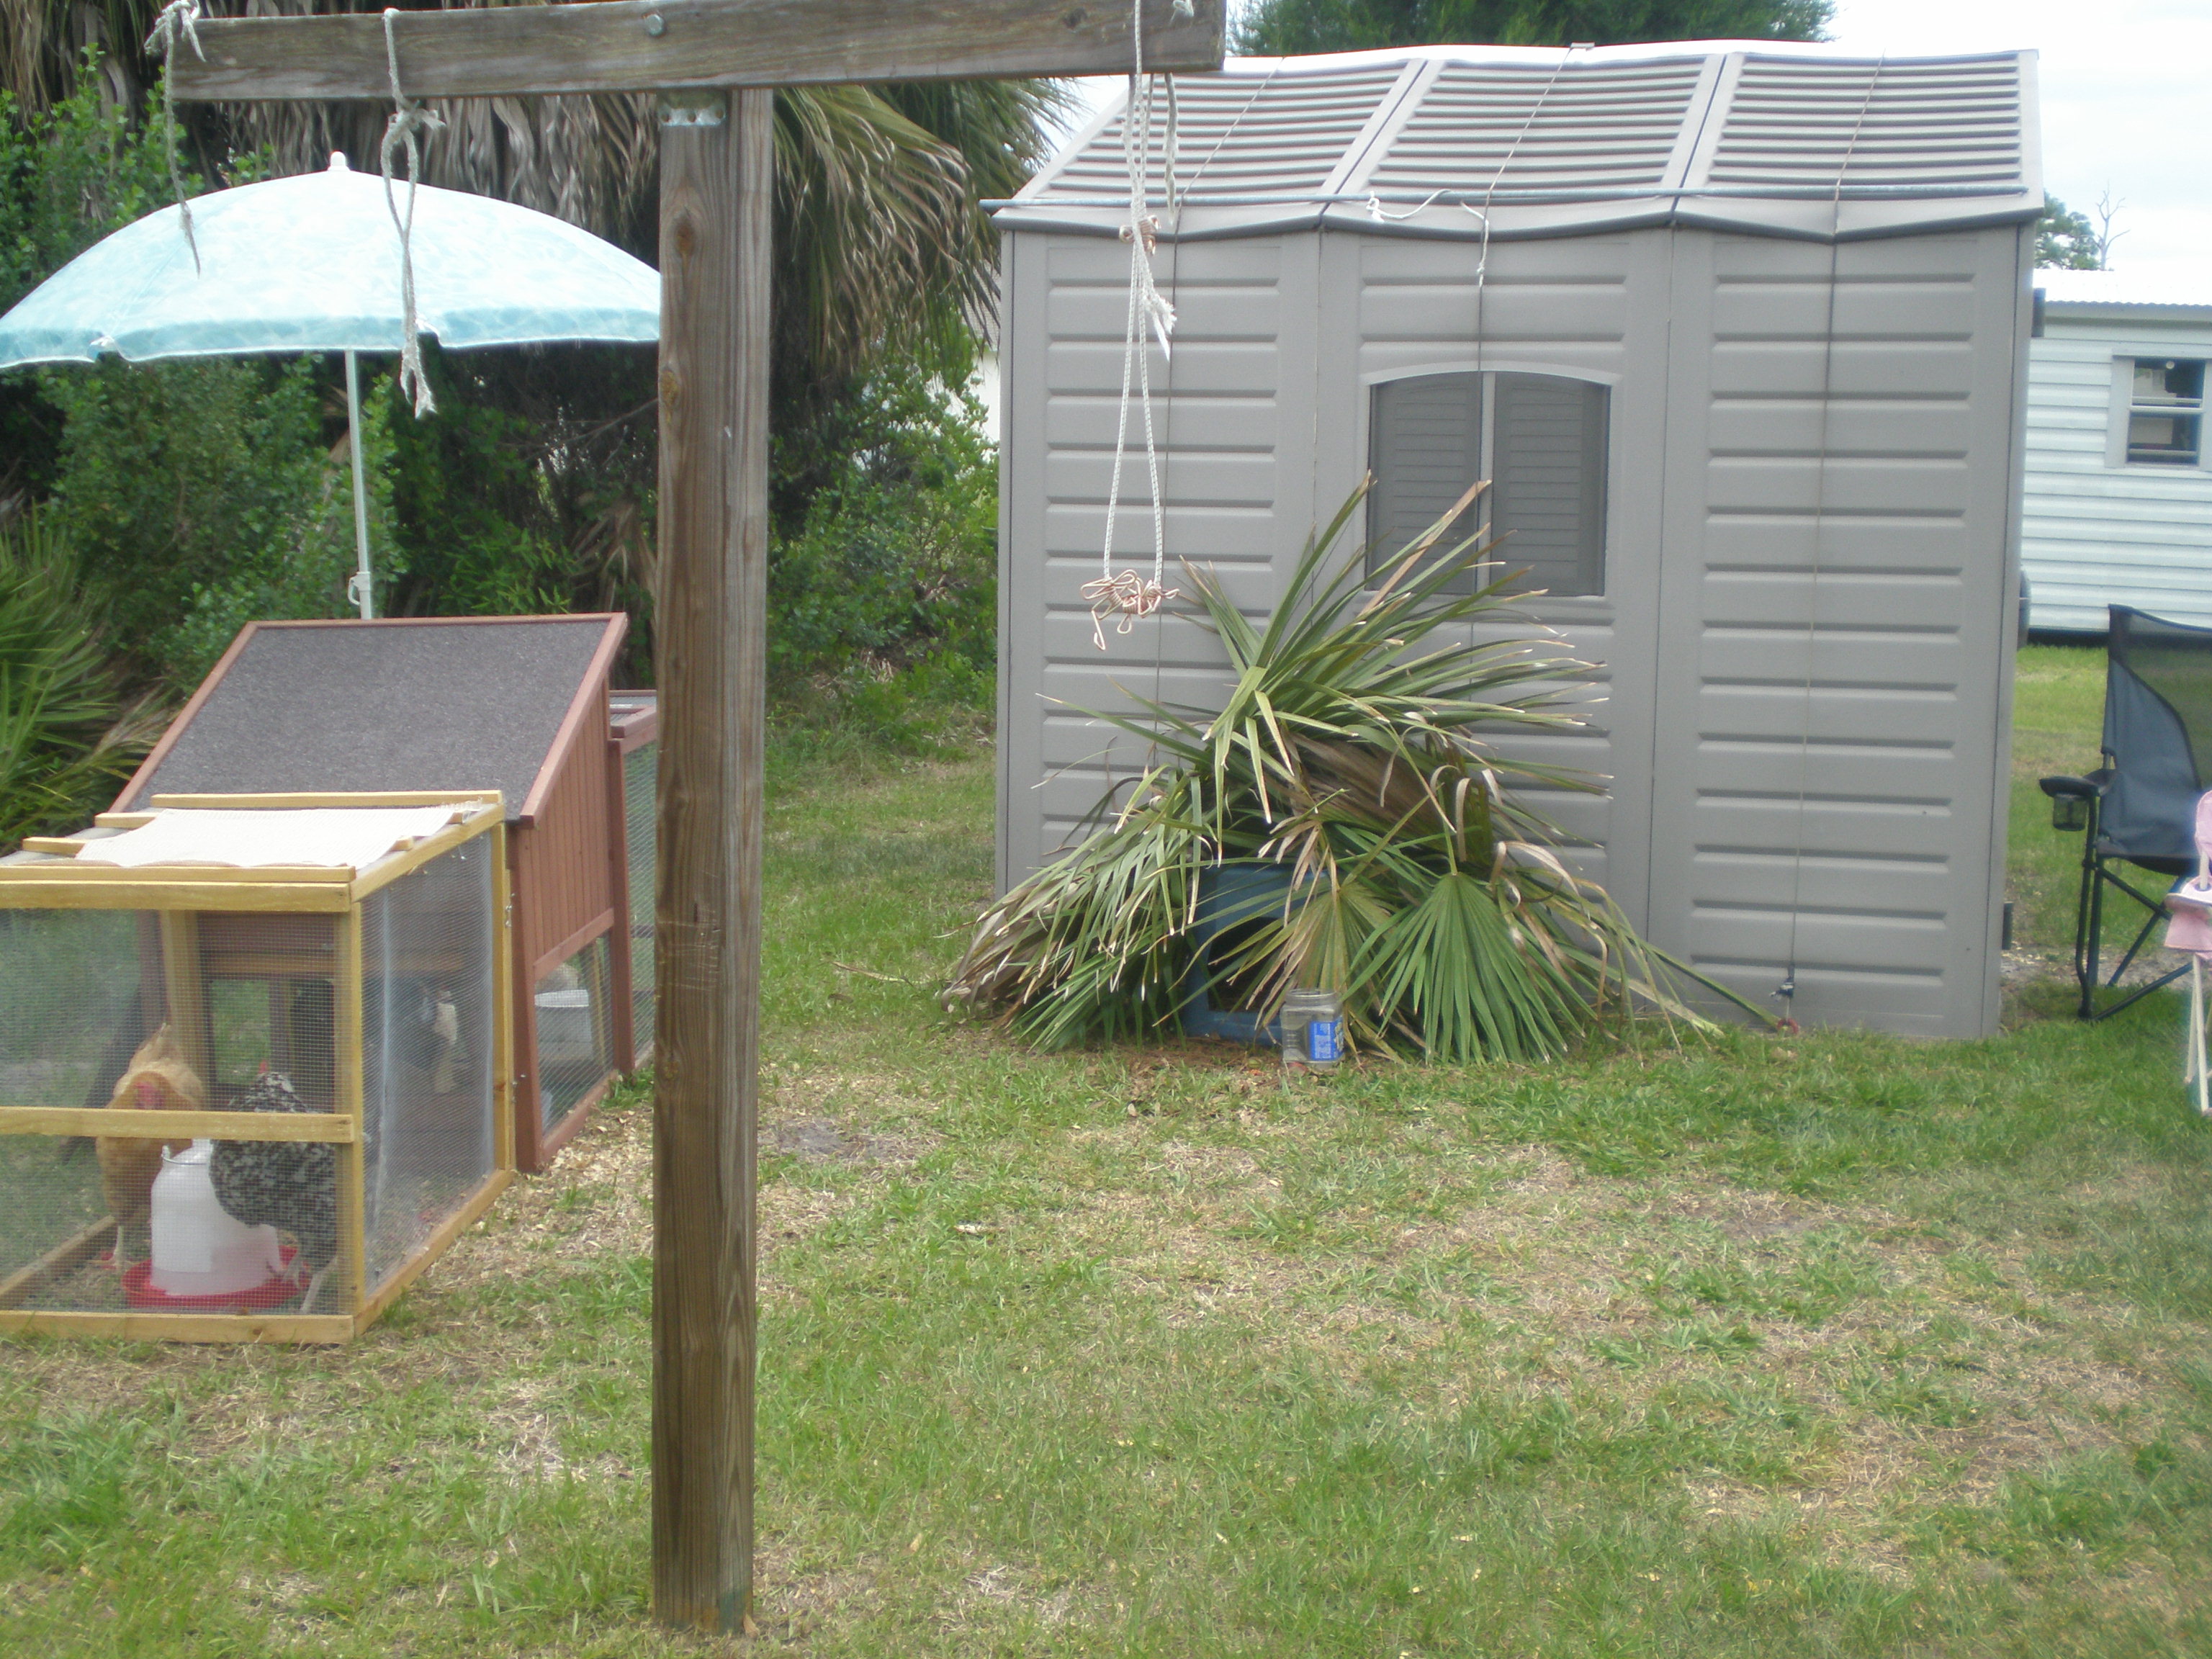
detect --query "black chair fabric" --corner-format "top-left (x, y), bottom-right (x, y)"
top-left (2102, 608), bottom-right (2212, 871)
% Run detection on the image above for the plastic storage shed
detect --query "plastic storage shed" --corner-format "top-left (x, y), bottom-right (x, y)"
top-left (115, 617), bottom-right (644, 1171)
top-left (994, 43), bottom-right (2042, 1039)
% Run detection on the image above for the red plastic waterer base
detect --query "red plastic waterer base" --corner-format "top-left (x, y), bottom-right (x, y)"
top-left (121, 1246), bottom-right (302, 1312)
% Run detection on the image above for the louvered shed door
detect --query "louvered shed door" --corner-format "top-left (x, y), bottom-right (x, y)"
top-left (1643, 228), bottom-right (2019, 1039)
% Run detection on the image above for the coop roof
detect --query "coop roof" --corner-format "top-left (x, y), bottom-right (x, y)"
top-left (117, 616), bottom-right (628, 826)
top-left (998, 42), bottom-right (2041, 243)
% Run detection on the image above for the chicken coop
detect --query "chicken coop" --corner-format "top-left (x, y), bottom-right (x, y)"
top-left (0, 793), bottom-right (512, 1343)
top-left (995, 42), bottom-right (2041, 1039)
top-left (115, 616), bottom-right (645, 1172)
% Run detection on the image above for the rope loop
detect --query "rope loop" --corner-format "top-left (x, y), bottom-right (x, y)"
top-left (1079, 572), bottom-right (1177, 651)
top-left (379, 7), bottom-right (446, 418)
top-left (145, 0), bottom-right (205, 271)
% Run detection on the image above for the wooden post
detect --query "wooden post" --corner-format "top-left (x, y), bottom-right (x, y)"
top-left (651, 85), bottom-right (770, 1634)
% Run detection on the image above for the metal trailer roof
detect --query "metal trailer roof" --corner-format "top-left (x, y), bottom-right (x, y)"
top-left (999, 42), bottom-right (2041, 243)
top-left (2037, 267), bottom-right (2212, 322)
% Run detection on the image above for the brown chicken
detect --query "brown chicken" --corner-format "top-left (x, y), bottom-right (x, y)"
top-left (96, 1025), bottom-right (207, 1265)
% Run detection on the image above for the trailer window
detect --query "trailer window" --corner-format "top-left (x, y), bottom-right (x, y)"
top-left (1367, 371), bottom-right (1608, 596)
top-left (2119, 357), bottom-right (2205, 467)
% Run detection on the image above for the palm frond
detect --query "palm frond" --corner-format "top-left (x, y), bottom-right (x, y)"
top-left (948, 480), bottom-right (1771, 1058)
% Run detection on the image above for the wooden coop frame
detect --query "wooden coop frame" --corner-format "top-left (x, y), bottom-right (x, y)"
top-left (0, 792), bottom-right (513, 1344)
top-left (117, 615), bottom-right (639, 1173)
top-left (609, 691), bottom-right (659, 1071)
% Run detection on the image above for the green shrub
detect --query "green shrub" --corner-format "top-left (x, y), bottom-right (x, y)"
top-left (0, 64), bottom-right (179, 505)
top-left (41, 354), bottom-right (369, 689)
top-left (0, 507), bottom-right (160, 845)
top-left (768, 362), bottom-right (996, 690)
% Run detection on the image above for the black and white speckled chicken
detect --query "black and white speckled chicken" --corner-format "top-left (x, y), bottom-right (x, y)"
top-left (212, 1071), bottom-right (339, 1312)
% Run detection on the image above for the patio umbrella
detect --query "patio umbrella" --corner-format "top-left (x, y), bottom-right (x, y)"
top-left (0, 153), bottom-right (659, 617)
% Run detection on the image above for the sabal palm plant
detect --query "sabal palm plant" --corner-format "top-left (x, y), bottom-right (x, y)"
top-left (947, 482), bottom-right (1747, 1060)
top-left (0, 506), bottom-right (161, 845)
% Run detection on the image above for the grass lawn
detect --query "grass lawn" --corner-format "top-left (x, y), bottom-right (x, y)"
top-left (4, 647), bottom-right (2210, 1657)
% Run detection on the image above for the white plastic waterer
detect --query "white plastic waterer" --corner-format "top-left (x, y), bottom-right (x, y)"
top-left (150, 1139), bottom-right (285, 1297)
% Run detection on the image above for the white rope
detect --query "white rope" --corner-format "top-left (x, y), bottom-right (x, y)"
top-left (1087, 0), bottom-right (1191, 651)
top-left (145, 0), bottom-right (205, 272)
top-left (380, 8), bottom-right (446, 418)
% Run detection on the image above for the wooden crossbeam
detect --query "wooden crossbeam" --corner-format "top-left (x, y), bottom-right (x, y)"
top-left (166, 0), bottom-right (1226, 102)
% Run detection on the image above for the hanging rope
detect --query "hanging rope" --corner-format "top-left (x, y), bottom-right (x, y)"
top-left (145, 0), bottom-right (205, 272)
top-left (1776, 54), bottom-right (1886, 1028)
top-left (380, 7), bottom-right (446, 418)
top-left (1086, 0), bottom-right (1190, 650)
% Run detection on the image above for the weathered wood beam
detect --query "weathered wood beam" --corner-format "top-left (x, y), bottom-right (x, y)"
top-left (166, 0), bottom-right (1226, 102)
top-left (650, 87), bottom-right (768, 1635)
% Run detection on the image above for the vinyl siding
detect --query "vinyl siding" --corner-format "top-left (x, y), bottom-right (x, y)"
top-left (996, 217), bottom-right (2026, 1038)
top-left (2021, 317), bottom-right (2212, 632)
top-left (1000, 236), bottom-right (1313, 881)
top-left (1337, 233), bottom-right (1661, 918)
top-left (1646, 230), bottom-right (2021, 1037)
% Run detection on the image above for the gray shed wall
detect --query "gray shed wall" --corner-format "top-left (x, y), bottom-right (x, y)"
top-left (997, 219), bottom-right (2029, 1039)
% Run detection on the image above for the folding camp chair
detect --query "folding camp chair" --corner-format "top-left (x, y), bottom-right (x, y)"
top-left (2040, 606), bottom-right (2212, 1019)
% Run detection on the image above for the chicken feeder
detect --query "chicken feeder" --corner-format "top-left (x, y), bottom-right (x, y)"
top-left (0, 793), bottom-right (513, 1343)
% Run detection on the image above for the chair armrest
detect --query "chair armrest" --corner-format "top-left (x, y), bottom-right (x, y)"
top-left (2038, 775), bottom-right (2105, 801)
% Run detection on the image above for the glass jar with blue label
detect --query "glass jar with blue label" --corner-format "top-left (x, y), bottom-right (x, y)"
top-left (1280, 989), bottom-right (1344, 1069)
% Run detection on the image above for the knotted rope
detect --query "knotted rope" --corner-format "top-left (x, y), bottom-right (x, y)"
top-left (145, 0), bottom-right (205, 271)
top-left (380, 7), bottom-right (445, 417)
top-left (1089, 0), bottom-right (1189, 649)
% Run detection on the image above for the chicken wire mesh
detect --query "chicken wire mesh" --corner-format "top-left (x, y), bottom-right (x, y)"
top-left (535, 932), bottom-right (613, 1136)
top-left (623, 737), bottom-right (657, 1063)
top-left (0, 907), bottom-right (361, 1316)
top-left (359, 838), bottom-right (500, 1297)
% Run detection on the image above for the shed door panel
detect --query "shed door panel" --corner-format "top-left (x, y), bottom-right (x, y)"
top-left (1341, 233), bottom-right (1672, 926)
top-left (1647, 230), bottom-right (2018, 1038)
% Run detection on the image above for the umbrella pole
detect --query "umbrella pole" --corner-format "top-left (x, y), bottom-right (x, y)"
top-left (345, 350), bottom-right (374, 620)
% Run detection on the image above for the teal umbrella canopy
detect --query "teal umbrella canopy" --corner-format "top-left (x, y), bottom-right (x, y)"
top-left (0, 153), bottom-right (658, 369)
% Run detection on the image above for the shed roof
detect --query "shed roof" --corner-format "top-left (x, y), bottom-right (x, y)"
top-left (999, 42), bottom-right (2041, 243)
top-left (117, 616), bottom-right (627, 826)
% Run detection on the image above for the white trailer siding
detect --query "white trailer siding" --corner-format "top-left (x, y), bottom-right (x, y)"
top-left (2021, 289), bottom-right (2212, 633)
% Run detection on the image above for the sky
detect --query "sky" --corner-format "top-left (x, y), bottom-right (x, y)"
top-left (1064, 1), bottom-right (2211, 284)
top-left (1827, 0), bottom-right (2210, 281)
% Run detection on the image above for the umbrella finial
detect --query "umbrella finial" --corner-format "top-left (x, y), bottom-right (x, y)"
top-left (329, 153), bottom-right (351, 174)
